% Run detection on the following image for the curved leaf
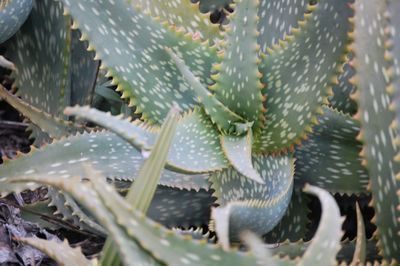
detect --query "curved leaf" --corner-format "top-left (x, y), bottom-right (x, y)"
top-left (212, 0), bottom-right (264, 126)
top-left (299, 184), bottom-right (343, 266)
top-left (0, 0), bottom-right (33, 44)
top-left (65, 106), bottom-right (228, 173)
top-left (7, 0), bottom-right (71, 115)
top-left (256, 0), bottom-right (353, 153)
top-left (221, 131), bottom-right (263, 184)
top-left (210, 154), bottom-right (294, 242)
top-left (294, 107), bottom-right (369, 194)
top-left (0, 131), bottom-right (209, 196)
top-left (60, 0), bottom-right (217, 124)
top-left (352, 0), bottom-right (400, 260)
top-left (258, 0), bottom-right (309, 53)
top-left (17, 238), bottom-right (94, 266)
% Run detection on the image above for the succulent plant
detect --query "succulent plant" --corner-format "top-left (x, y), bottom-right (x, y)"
top-left (0, 0), bottom-right (399, 264)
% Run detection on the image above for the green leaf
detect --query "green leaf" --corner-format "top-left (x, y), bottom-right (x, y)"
top-left (0, 84), bottom-right (81, 139)
top-left (17, 238), bottom-right (94, 266)
top-left (129, 0), bottom-right (221, 42)
top-left (6, 0), bottom-right (71, 116)
top-left (328, 55), bottom-right (358, 115)
top-left (13, 173), bottom-right (257, 265)
top-left (255, 0), bottom-right (353, 153)
top-left (47, 187), bottom-right (105, 235)
top-left (126, 107), bottom-right (179, 211)
top-left (221, 130), bottom-right (264, 184)
top-left (64, 105), bottom-right (156, 150)
top-left (299, 184), bottom-right (343, 266)
top-left (352, 0), bottom-right (400, 260)
top-left (70, 29), bottom-right (99, 106)
top-left (61, 0), bottom-right (217, 124)
top-left (210, 154), bottom-right (294, 242)
top-left (102, 107), bottom-right (180, 266)
top-left (264, 190), bottom-right (311, 243)
top-left (0, 131), bottom-right (209, 195)
top-left (270, 239), bottom-right (380, 263)
top-left (0, 0), bottom-right (33, 43)
top-left (351, 203), bottom-right (366, 265)
top-left (294, 107), bottom-right (369, 194)
top-left (165, 47), bottom-right (246, 134)
top-left (65, 106), bottom-right (229, 173)
top-left (240, 231), bottom-right (277, 266)
top-left (258, 0), bottom-right (309, 54)
top-left (211, 0), bottom-right (264, 127)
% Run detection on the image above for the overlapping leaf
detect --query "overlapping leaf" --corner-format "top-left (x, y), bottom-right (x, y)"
top-left (258, 0), bottom-right (309, 52)
top-left (0, 131), bottom-right (209, 195)
top-left (295, 107), bottom-right (369, 194)
top-left (212, 0), bottom-right (264, 126)
top-left (256, 0), bottom-right (353, 153)
top-left (60, 0), bottom-right (218, 124)
top-left (353, 0), bottom-right (400, 260)
top-left (210, 154), bottom-right (294, 241)
top-left (0, 0), bottom-right (33, 44)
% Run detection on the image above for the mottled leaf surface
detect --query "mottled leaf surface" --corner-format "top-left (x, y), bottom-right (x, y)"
top-left (60, 0), bottom-right (217, 124)
top-left (328, 55), bottom-right (358, 115)
top-left (221, 131), bottom-right (263, 184)
top-left (65, 106), bottom-right (228, 173)
top-left (7, 0), bottom-right (70, 115)
top-left (210, 155), bottom-right (294, 241)
top-left (130, 0), bottom-right (221, 41)
top-left (0, 0), bottom-right (33, 43)
top-left (258, 0), bottom-right (309, 52)
top-left (212, 0), bottom-right (263, 126)
top-left (353, 0), bottom-right (400, 260)
top-left (295, 107), bottom-right (369, 194)
top-left (256, 0), bottom-right (353, 153)
top-left (264, 190), bottom-right (310, 243)
top-left (0, 131), bottom-right (209, 196)
top-left (70, 29), bottom-right (99, 106)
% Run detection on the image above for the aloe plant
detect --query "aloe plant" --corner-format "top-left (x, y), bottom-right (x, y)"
top-left (0, 0), bottom-right (399, 264)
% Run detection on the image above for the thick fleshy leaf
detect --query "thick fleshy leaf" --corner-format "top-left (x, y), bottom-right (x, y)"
top-left (390, 0), bottom-right (400, 130)
top-left (6, 0), bottom-right (70, 115)
top-left (130, 0), bottom-right (221, 42)
top-left (166, 48), bottom-right (246, 134)
top-left (210, 154), bottom-right (294, 242)
top-left (264, 190), bottom-right (310, 243)
top-left (328, 55), bottom-right (358, 115)
top-left (294, 107), bottom-right (369, 194)
top-left (240, 231), bottom-right (277, 266)
top-left (270, 239), bottom-right (380, 263)
top-left (70, 29), bottom-right (99, 106)
top-left (46, 188), bottom-right (105, 235)
top-left (352, 203), bottom-right (366, 265)
top-left (65, 106), bottom-right (228, 173)
top-left (258, 0), bottom-right (309, 53)
top-left (65, 105), bottom-right (156, 150)
top-left (0, 131), bottom-right (209, 196)
top-left (221, 131), bottom-right (263, 184)
top-left (256, 0), bottom-right (353, 153)
top-left (17, 238), bottom-right (94, 266)
top-left (0, 85), bottom-right (81, 139)
top-left (299, 185), bottom-right (343, 266)
top-left (211, 0), bottom-right (263, 127)
top-left (353, 0), bottom-right (400, 260)
top-left (61, 0), bottom-right (217, 124)
top-left (0, 0), bottom-right (33, 43)
top-left (19, 174), bottom-right (259, 265)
